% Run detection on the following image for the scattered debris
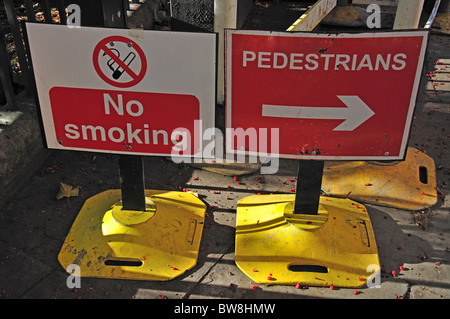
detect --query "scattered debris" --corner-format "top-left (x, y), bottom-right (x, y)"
top-left (434, 262), bottom-right (441, 274)
top-left (414, 210), bottom-right (430, 230)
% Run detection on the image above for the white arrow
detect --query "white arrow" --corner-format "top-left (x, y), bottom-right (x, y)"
top-left (262, 95), bottom-right (375, 131)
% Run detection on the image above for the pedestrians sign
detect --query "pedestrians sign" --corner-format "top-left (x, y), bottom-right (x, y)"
top-left (226, 29), bottom-right (428, 160)
top-left (26, 23), bottom-right (216, 157)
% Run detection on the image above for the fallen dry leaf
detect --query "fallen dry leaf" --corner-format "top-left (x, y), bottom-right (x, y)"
top-left (56, 182), bottom-right (79, 207)
top-left (56, 182), bottom-right (79, 200)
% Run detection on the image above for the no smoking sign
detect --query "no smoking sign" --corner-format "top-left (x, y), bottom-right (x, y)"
top-left (26, 23), bottom-right (216, 157)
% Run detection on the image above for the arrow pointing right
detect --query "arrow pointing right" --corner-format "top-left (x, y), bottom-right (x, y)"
top-left (262, 95), bottom-right (375, 131)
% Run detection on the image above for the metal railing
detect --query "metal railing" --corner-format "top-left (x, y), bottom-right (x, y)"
top-left (0, 0), bottom-right (69, 109)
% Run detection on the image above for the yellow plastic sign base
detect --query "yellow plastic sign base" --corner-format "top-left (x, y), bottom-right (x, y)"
top-left (235, 194), bottom-right (380, 288)
top-left (58, 190), bottom-right (206, 281)
top-left (322, 148), bottom-right (437, 211)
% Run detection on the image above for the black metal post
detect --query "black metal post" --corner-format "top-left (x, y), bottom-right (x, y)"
top-left (40, 0), bottom-right (53, 24)
top-left (0, 36), bottom-right (17, 109)
top-left (119, 155), bottom-right (146, 211)
top-left (23, 0), bottom-right (36, 22)
top-left (71, 0), bottom-right (146, 212)
top-left (56, 0), bottom-right (67, 25)
top-left (294, 160), bottom-right (324, 215)
top-left (100, 0), bottom-right (147, 212)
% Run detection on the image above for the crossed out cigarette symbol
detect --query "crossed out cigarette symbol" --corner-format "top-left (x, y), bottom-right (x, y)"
top-left (93, 36), bottom-right (147, 88)
top-left (104, 41), bottom-right (136, 80)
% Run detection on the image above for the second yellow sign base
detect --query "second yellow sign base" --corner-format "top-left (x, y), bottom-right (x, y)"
top-left (235, 194), bottom-right (380, 288)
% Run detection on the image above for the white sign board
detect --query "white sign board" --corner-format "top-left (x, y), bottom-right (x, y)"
top-left (26, 23), bottom-right (216, 157)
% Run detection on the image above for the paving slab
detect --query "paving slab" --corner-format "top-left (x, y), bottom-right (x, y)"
top-left (0, 241), bottom-right (54, 299)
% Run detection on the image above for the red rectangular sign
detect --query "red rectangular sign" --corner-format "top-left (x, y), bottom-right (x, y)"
top-left (226, 30), bottom-right (428, 160)
top-left (49, 87), bottom-right (200, 156)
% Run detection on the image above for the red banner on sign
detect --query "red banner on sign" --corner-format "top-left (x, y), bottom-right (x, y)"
top-left (49, 87), bottom-right (200, 156)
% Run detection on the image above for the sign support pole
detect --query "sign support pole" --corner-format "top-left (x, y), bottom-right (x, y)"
top-left (118, 155), bottom-right (146, 211)
top-left (293, 160), bottom-right (324, 215)
top-left (103, 0), bottom-right (147, 213)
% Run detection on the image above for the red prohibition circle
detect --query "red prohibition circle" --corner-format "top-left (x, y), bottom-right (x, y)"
top-left (93, 35), bottom-right (147, 88)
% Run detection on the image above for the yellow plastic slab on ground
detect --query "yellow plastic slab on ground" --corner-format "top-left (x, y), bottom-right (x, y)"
top-left (235, 194), bottom-right (380, 288)
top-left (58, 189), bottom-right (206, 281)
top-left (322, 148), bottom-right (437, 211)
